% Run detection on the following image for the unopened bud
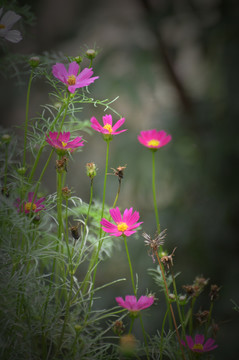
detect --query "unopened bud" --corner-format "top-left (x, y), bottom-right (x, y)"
top-left (86, 162), bottom-right (97, 179)
top-left (2, 134), bottom-right (11, 144)
top-left (73, 56), bottom-right (82, 65)
top-left (17, 166), bottom-right (27, 175)
top-left (29, 56), bottom-right (40, 68)
top-left (85, 49), bottom-right (97, 60)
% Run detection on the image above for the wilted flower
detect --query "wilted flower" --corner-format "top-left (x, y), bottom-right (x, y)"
top-left (209, 284), bottom-right (221, 302)
top-left (70, 224), bottom-right (80, 240)
top-left (90, 114), bottom-right (127, 141)
top-left (62, 186), bottom-right (71, 199)
top-left (138, 129), bottom-right (172, 150)
top-left (46, 131), bottom-right (84, 154)
top-left (142, 230), bottom-right (166, 263)
top-left (161, 247), bottom-right (177, 270)
top-left (101, 207), bottom-right (143, 237)
top-left (111, 165), bottom-right (127, 181)
top-left (194, 310), bottom-right (210, 325)
top-left (56, 156), bottom-right (68, 173)
top-left (0, 8), bottom-right (22, 43)
top-left (52, 61), bottom-right (99, 93)
top-left (16, 192), bottom-right (45, 214)
top-left (181, 334), bottom-right (218, 353)
top-left (112, 320), bottom-right (125, 336)
top-left (115, 295), bottom-right (154, 316)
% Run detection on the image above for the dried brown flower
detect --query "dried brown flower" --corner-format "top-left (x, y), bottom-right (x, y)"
top-left (194, 309), bottom-right (210, 325)
top-left (56, 156), bottom-right (68, 173)
top-left (209, 284), bottom-right (221, 302)
top-left (161, 247), bottom-right (177, 270)
top-left (142, 229), bottom-right (167, 263)
top-left (111, 165), bottom-right (127, 181)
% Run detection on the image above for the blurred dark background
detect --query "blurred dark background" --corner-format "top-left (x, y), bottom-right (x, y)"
top-left (1, 0), bottom-right (239, 358)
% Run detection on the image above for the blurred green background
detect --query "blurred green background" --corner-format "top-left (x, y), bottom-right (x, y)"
top-left (1, 0), bottom-right (239, 358)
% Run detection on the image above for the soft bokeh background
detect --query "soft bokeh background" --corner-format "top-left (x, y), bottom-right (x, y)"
top-left (1, 0), bottom-right (239, 358)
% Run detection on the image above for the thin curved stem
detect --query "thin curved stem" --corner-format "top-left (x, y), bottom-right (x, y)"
top-left (23, 70), bottom-right (33, 168)
top-left (152, 150), bottom-right (160, 233)
top-left (123, 235), bottom-right (136, 295)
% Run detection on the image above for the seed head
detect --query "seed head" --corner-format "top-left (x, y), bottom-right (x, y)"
top-left (209, 284), bottom-right (221, 302)
top-left (142, 229), bottom-right (166, 262)
top-left (161, 247), bottom-right (177, 271)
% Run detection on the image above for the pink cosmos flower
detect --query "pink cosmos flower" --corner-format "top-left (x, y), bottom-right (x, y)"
top-left (0, 8), bottom-right (22, 43)
top-left (138, 129), bottom-right (172, 150)
top-left (181, 334), bottom-right (218, 353)
top-left (90, 114), bottom-right (127, 137)
top-left (116, 295), bottom-right (154, 314)
top-left (16, 192), bottom-right (45, 214)
top-left (45, 131), bottom-right (84, 153)
top-left (100, 207), bottom-right (143, 237)
top-left (52, 61), bottom-right (99, 93)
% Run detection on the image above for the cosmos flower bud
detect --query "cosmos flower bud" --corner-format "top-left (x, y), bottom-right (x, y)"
top-left (86, 162), bottom-right (97, 179)
top-left (17, 166), bottom-right (27, 176)
top-left (29, 56), bottom-right (40, 68)
top-left (2, 134), bottom-right (11, 144)
top-left (85, 49), bottom-right (97, 60)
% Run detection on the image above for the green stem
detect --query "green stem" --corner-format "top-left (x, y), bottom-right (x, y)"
top-left (99, 139), bottom-right (110, 238)
top-left (155, 251), bottom-right (186, 360)
top-left (171, 269), bottom-right (186, 339)
top-left (23, 70), bottom-right (33, 168)
top-left (160, 306), bottom-right (169, 360)
top-left (28, 94), bottom-right (70, 183)
top-left (83, 140), bottom-right (110, 299)
top-left (205, 301), bottom-right (214, 336)
top-left (189, 297), bottom-right (196, 335)
top-left (152, 150), bottom-right (160, 233)
top-left (111, 180), bottom-right (121, 209)
top-left (123, 235), bottom-right (136, 295)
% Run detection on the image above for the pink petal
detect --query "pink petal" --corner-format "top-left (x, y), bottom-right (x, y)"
top-left (90, 117), bottom-right (104, 132)
top-left (67, 85), bottom-right (77, 94)
top-left (115, 297), bottom-right (126, 307)
top-left (28, 192), bottom-right (34, 202)
top-left (186, 336), bottom-right (194, 349)
top-left (110, 207), bottom-right (122, 223)
top-left (52, 63), bottom-right (68, 83)
top-left (112, 118), bottom-right (125, 131)
top-left (137, 295), bottom-right (154, 309)
top-left (102, 114), bottom-right (112, 126)
top-left (68, 61), bottom-right (79, 76)
top-left (100, 218), bottom-right (116, 230)
top-left (124, 230), bottom-right (137, 236)
top-left (195, 334), bottom-right (204, 345)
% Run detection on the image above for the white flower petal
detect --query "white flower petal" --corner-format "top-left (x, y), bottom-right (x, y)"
top-left (1, 10), bottom-right (21, 29)
top-left (5, 29), bottom-right (22, 43)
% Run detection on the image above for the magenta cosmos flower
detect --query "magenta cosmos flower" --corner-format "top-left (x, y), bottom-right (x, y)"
top-left (181, 334), bottom-right (218, 353)
top-left (46, 131), bottom-right (84, 154)
top-left (138, 129), bottom-right (172, 150)
top-left (90, 114), bottom-right (127, 139)
top-left (101, 207), bottom-right (143, 237)
top-left (116, 295), bottom-right (154, 315)
top-left (16, 192), bottom-right (45, 214)
top-left (52, 61), bottom-right (99, 93)
top-left (0, 8), bottom-right (22, 43)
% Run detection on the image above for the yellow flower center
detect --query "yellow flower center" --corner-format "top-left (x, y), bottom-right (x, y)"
top-left (67, 75), bottom-right (76, 85)
top-left (103, 124), bottom-right (113, 133)
top-left (25, 202), bottom-right (37, 212)
top-left (192, 343), bottom-right (203, 351)
top-left (117, 222), bottom-right (128, 232)
top-left (0, 24), bottom-right (5, 29)
top-left (147, 139), bottom-right (160, 147)
top-left (61, 141), bottom-right (67, 147)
